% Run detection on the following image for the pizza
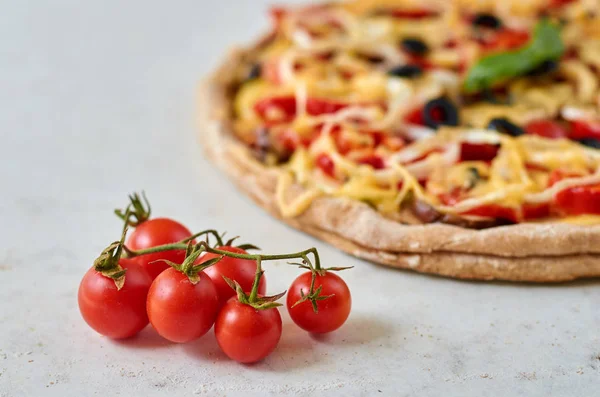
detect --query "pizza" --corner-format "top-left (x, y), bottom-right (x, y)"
top-left (199, 0), bottom-right (600, 282)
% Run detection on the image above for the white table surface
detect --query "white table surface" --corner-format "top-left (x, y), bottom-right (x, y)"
top-left (1, 1), bottom-right (599, 396)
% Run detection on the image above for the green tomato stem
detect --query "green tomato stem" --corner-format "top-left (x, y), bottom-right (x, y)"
top-left (248, 257), bottom-right (262, 303)
top-left (126, 239), bottom-right (323, 271)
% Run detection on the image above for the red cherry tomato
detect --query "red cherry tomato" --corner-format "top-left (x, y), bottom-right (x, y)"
top-left (200, 246), bottom-right (266, 309)
top-left (78, 258), bottom-right (152, 339)
top-left (569, 120), bottom-right (600, 140)
top-left (316, 153), bottom-right (336, 178)
top-left (126, 218), bottom-right (193, 280)
top-left (554, 184), bottom-right (600, 215)
top-left (286, 271), bottom-right (351, 334)
top-left (524, 120), bottom-right (569, 139)
top-left (215, 297), bottom-right (282, 363)
top-left (146, 268), bottom-right (219, 343)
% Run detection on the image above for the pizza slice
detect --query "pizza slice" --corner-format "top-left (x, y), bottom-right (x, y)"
top-left (199, 0), bottom-right (600, 282)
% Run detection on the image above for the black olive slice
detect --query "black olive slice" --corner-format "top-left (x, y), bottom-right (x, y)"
top-left (487, 118), bottom-right (525, 137)
top-left (387, 64), bottom-right (423, 78)
top-left (578, 137), bottom-right (600, 149)
top-left (422, 97), bottom-right (460, 129)
top-left (401, 38), bottom-right (429, 56)
top-left (472, 13), bottom-right (502, 29)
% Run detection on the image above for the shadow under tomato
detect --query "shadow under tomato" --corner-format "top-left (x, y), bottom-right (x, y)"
top-left (181, 329), bottom-right (228, 362)
top-left (246, 314), bottom-right (394, 373)
top-left (308, 313), bottom-right (393, 346)
top-left (111, 326), bottom-right (171, 349)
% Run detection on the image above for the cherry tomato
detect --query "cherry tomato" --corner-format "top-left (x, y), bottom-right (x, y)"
top-left (215, 297), bottom-right (282, 363)
top-left (286, 271), bottom-right (351, 334)
top-left (126, 218), bottom-right (193, 280)
top-left (554, 184), bottom-right (600, 215)
top-left (78, 258), bottom-right (152, 339)
top-left (200, 246), bottom-right (266, 309)
top-left (146, 268), bottom-right (219, 343)
top-left (524, 120), bottom-right (569, 139)
top-left (569, 120), bottom-right (600, 140)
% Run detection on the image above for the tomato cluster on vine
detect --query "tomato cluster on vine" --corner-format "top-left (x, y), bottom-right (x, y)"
top-left (78, 193), bottom-right (352, 363)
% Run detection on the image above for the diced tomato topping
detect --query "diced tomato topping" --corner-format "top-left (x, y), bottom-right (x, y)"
top-left (316, 51), bottom-right (335, 61)
top-left (383, 136), bottom-right (406, 151)
top-left (524, 120), bottom-right (569, 139)
top-left (441, 194), bottom-right (550, 222)
top-left (463, 204), bottom-right (519, 223)
top-left (277, 129), bottom-right (316, 152)
top-left (554, 184), bottom-right (600, 215)
top-left (254, 96), bottom-right (350, 123)
top-left (357, 155), bottom-right (385, 169)
top-left (438, 188), bottom-right (463, 206)
top-left (404, 107), bottom-right (425, 125)
top-left (547, 169), bottom-right (584, 188)
top-left (569, 120), bottom-right (600, 140)
top-left (390, 9), bottom-right (437, 19)
top-left (369, 131), bottom-right (385, 147)
top-left (279, 129), bottom-right (301, 152)
top-left (483, 29), bottom-right (530, 52)
top-left (522, 202), bottom-right (551, 220)
top-left (406, 55), bottom-right (433, 70)
top-left (444, 39), bottom-right (458, 48)
top-left (327, 126), bottom-right (354, 154)
top-left (254, 96), bottom-right (296, 124)
top-left (306, 98), bottom-right (348, 115)
top-left (315, 154), bottom-right (335, 178)
top-left (549, 0), bottom-right (577, 8)
top-left (460, 142), bottom-right (500, 162)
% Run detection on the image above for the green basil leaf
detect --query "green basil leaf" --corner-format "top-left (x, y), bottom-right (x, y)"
top-left (463, 19), bottom-right (564, 93)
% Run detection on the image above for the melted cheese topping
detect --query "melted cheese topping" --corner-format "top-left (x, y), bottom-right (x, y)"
top-left (233, 0), bottom-right (600, 224)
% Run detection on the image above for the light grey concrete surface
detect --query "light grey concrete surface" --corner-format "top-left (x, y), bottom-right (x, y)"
top-left (1, 1), bottom-right (599, 396)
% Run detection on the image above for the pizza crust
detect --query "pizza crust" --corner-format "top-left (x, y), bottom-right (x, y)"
top-left (197, 47), bottom-right (600, 282)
